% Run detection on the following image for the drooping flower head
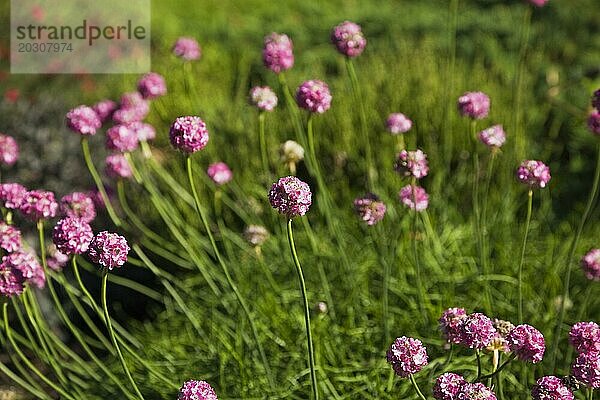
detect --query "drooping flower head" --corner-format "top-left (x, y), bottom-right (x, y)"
top-left (87, 231), bottom-right (130, 270)
top-left (169, 116), bottom-right (210, 154)
top-left (433, 372), bottom-right (466, 400)
top-left (353, 193), bottom-right (386, 226)
top-left (439, 307), bottom-right (467, 344)
top-left (516, 160), bottom-right (551, 188)
top-left (478, 125), bottom-right (506, 148)
top-left (296, 80), bottom-right (332, 114)
top-left (60, 192), bottom-right (96, 223)
top-left (399, 184), bottom-right (429, 212)
top-left (386, 336), bottom-right (428, 378)
top-left (66, 105), bottom-right (102, 135)
top-left (386, 113), bottom-right (413, 135)
top-left (262, 33), bottom-right (294, 74)
top-left (20, 190), bottom-right (58, 220)
top-left (173, 37), bottom-right (201, 61)
top-left (588, 111), bottom-right (600, 136)
top-left (137, 72), bottom-right (167, 99)
top-left (46, 244), bottom-right (69, 271)
top-left (52, 217), bottom-right (94, 255)
top-left (177, 379), bottom-right (218, 400)
top-left (0, 134), bottom-right (19, 166)
top-left (457, 92), bottom-right (490, 120)
top-left (531, 376), bottom-right (574, 400)
top-left (458, 312), bottom-right (497, 349)
top-left (128, 121), bottom-right (156, 142)
top-left (571, 352), bottom-right (600, 389)
top-left (581, 249), bottom-right (600, 281)
top-left (106, 124), bottom-right (139, 152)
top-left (112, 92), bottom-right (150, 124)
top-left (0, 222), bottom-right (22, 252)
top-left (250, 86), bottom-right (278, 112)
top-left (244, 225), bottom-right (269, 247)
top-left (207, 162), bottom-right (233, 185)
top-left (0, 183), bottom-right (27, 209)
top-left (331, 21), bottom-right (367, 58)
top-left (506, 324), bottom-right (545, 363)
top-left (457, 383), bottom-right (497, 400)
top-left (105, 154), bottom-right (133, 179)
top-left (92, 99), bottom-right (118, 123)
top-left (268, 176), bottom-right (312, 219)
top-left (394, 149), bottom-right (429, 179)
top-left (569, 321), bottom-right (600, 355)
top-left (5, 250), bottom-right (44, 289)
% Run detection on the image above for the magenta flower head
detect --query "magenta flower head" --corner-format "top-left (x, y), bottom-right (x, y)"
top-left (571, 352), bottom-right (600, 388)
top-left (52, 217), bottom-right (94, 255)
top-left (458, 312), bottom-right (497, 349)
top-left (531, 376), bottom-right (574, 400)
top-left (457, 383), bottom-right (497, 400)
top-left (0, 134), bottom-right (19, 166)
top-left (592, 89), bottom-right (600, 111)
top-left (105, 154), bottom-right (133, 179)
top-left (458, 92), bottom-right (490, 120)
top-left (588, 111), bottom-right (600, 136)
top-left (177, 379), bottom-right (217, 400)
top-left (268, 176), bottom-right (312, 219)
top-left (394, 149), bottom-right (429, 179)
top-left (66, 105), bottom-right (102, 135)
top-left (46, 244), bottom-right (69, 271)
top-left (516, 160), bottom-right (551, 189)
top-left (331, 21), bottom-right (367, 58)
top-left (354, 193), bottom-right (386, 226)
top-left (439, 307), bottom-right (467, 344)
top-left (296, 80), bottom-right (332, 114)
top-left (569, 321), bottom-right (600, 355)
top-left (173, 37), bottom-right (201, 61)
top-left (92, 99), bottom-right (117, 123)
top-left (527, 0), bottom-right (548, 6)
top-left (386, 336), bottom-right (428, 378)
top-left (60, 192), bottom-right (96, 223)
top-left (478, 125), bottom-right (506, 148)
top-left (581, 249), bottom-right (600, 281)
top-left (0, 222), bottom-right (22, 252)
top-left (106, 124), bottom-right (139, 152)
top-left (207, 162), bottom-right (233, 185)
top-left (113, 92), bottom-right (150, 124)
top-left (263, 33), bottom-right (294, 74)
top-left (399, 184), bottom-right (429, 212)
top-left (0, 183), bottom-right (27, 209)
top-left (20, 190), bottom-right (58, 221)
top-left (250, 86), bottom-right (278, 112)
top-left (129, 121), bottom-right (156, 141)
top-left (5, 250), bottom-right (44, 289)
top-left (506, 324), bottom-right (545, 363)
top-left (137, 72), bottom-right (167, 99)
top-left (433, 372), bottom-right (467, 400)
top-left (169, 116), bottom-right (210, 154)
top-left (386, 113), bottom-right (413, 135)
top-left (0, 257), bottom-right (25, 297)
top-left (87, 231), bottom-right (130, 270)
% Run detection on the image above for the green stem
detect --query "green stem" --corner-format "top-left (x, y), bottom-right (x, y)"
top-left (476, 349), bottom-right (482, 380)
top-left (409, 374), bottom-right (427, 400)
top-left (411, 179), bottom-right (428, 323)
top-left (480, 151), bottom-right (497, 312)
top-left (517, 189), bottom-right (533, 324)
top-left (259, 112), bottom-right (269, 175)
top-left (477, 352), bottom-right (517, 382)
top-left (287, 219), bottom-right (319, 400)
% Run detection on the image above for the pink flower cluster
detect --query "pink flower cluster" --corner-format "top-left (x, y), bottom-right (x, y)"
top-left (458, 91), bottom-right (490, 120)
top-left (177, 379), bottom-right (217, 400)
top-left (0, 222), bottom-right (22, 253)
top-left (569, 321), bottom-right (600, 388)
top-left (394, 149), bottom-right (429, 179)
top-left (386, 336), bottom-right (428, 378)
top-left (263, 33), bottom-right (294, 74)
top-left (52, 217), bottom-right (94, 255)
top-left (505, 324), bottom-right (545, 363)
top-left (268, 176), bottom-right (312, 219)
top-left (106, 124), bottom-right (139, 152)
top-left (399, 185), bottom-right (429, 212)
top-left (0, 250), bottom-right (45, 296)
top-left (0, 134), bottom-right (19, 166)
top-left (478, 125), bottom-right (506, 148)
top-left (433, 372), bottom-right (466, 400)
top-left (250, 86), bottom-right (278, 112)
top-left (386, 113), bottom-right (412, 135)
top-left (87, 231), bottom-right (130, 270)
top-left (531, 376), bottom-right (574, 400)
top-left (296, 80), bottom-right (332, 114)
top-left (170, 116), bottom-right (210, 154)
top-left (105, 154), bottom-right (133, 179)
top-left (353, 193), bottom-right (386, 226)
top-left (581, 249), bottom-right (600, 280)
top-left (66, 105), bottom-right (102, 136)
top-left (331, 21), bottom-right (367, 58)
top-left (113, 92), bottom-right (150, 124)
top-left (516, 160), bottom-right (551, 189)
top-left (137, 72), bottom-right (167, 99)
top-left (207, 162), bottom-right (233, 185)
top-left (173, 37), bottom-right (201, 61)
top-left (60, 192), bottom-right (96, 223)
top-left (20, 190), bottom-right (58, 221)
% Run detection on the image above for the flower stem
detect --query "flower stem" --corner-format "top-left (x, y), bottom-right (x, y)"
top-left (476, 352), bottom-right (516, 382)
top-left (411, 179), bottom-right (428, 323)
top-left (480, 151), bottom-right (497, 313)
top-left (409, 374), bottom-right (427, 400)
top-left (258, 112), bottom-right (269, 175)
top-left (518, 189), bottom-right (533, 324)
top-left (476, 349), bottom-right (482, 380)
top-left (287, 219), bottom-right (319, 400)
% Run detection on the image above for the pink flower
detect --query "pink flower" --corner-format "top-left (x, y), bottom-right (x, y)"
top-left (394, 149), bottom-right (429, 179)
top-left (458, 312), bottom-right (496, 349)
top-left (169, 116), bottom-right (210, 154)
top-left (354, 193), bottom-right (386, 226)
top-left (20, 190), bottom-right (58, 220)
top-left (458, 92), bottom-right (490, 120)
top-left (66, 105), bottom-right (101, 135)
top-left (0, 134), bottom-right (19, 166)
top-left (137, 72), bottom-right (167, 99)
top-left (60, 192), bottom-right (96, 223)
top-left (296, 80), bottom-right (332, 114)
top-left (128, 121), bottom-right (156, 141)
top-left (516, 160), bottom-right (551, 189)
top-left (46, 244), bottom-right (69, 271)
top-left (105, 154), bottom-right (133, 179)
top-left (506, 324), bottom-right (545, 363)
top-left (531, 376), bottom-right (574, 400)
top-left (5, 250), bottom-right (44, 289)
top-left (106, 124), bottom-right (139, 152)
top-left (87, 231), bottom-right (130, 270)
top-left (569, 321), bottom-right (600, 355)
top-left (386, 113), bottom-right (412, 134)
top-left (263, 33), bottom-right (294, 74)
top-left (207, 162), bottom-right (233, 185)
top-left (250, 86), bottom-right (278, 112)
top-left (439, 307), bottom-right (467, 344)
top-left (331, 21), bottom-right (366, 58)
top-left (0, 183), bottom-right (27, 209)
top-left (457, 383), bottom-right (496, 400)
top-left (268, 176), bottom-right (312, 218)
top-left (399, 185), bottom-right (429, 212)
top-left (52, 217), bottom-right (94, 255)
top-left (434, 372), bottom-right (467, 400)
top-left (386, 336), bottom-right (428, 378)
top-left (571, 352), bottom-right (600, 389)
top-left (173, 37), bottom-right (201, 61)
top-left (581, 249), bottom-right (600, 281)
top-left (478, 125), bottom-right (506, 148)
top-left (177, 380), bottom-right (217, 400)
top-left (527, 0), bottom-right (548, 6)
top-left (112, 92), bottom-right (150, 124)
top-left (92, 100), bottom-right (117, 123)
top-left (0, 222), bottom-right (22, 252)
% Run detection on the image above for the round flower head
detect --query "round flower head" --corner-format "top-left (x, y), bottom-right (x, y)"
top-left (206, 162), bottom-right (232, 185)
top-left (105, 154), bottom-right (133, 179)
top-left (177, 379), bottom-right (217, 400)
top-left (478, 125), bottom-right (506, 148)
top-left (250, 86), bottom-right (278, 112)
top-left (516, 160), bottom-right (551, 189)
top-left (433, 372), bottom-right (467, 400)
top-left (394, 149), bottom-right (429, 179)
top-left (129, 121), bottom-right (156, 141)
top-left (268, 176), bottom-right (312, 219)
top-left (0, 134), bottom-right (19, 166)
top-left (506, 324), bottom-right (545, 363)
top-left (60, 192), bottom-right (96, 223)
top-left (354, 193), bottom-right (386, 226)
top-left (281, 140), bottom-right (305, 164)
top-left (46, 244), bottom-right (69, 271)
top-left (0, 183), bottom-right (27, 209)
top-left (262, 33), bottom-right (294, 74)
top-left (0, 222), bottom-right (22, 252)
top-left (458, 312), bottom-right (497, 349)
top-left (457, 92), bottom-right (490, 120)
top-left (112, 92), bottom-right (150, 124)
top-left (137, 72), bottom-right (167, 99)
top-left (331, 21), bottom-right (367, 58)
top-left (592, 89), bottom-right (600, 111)
top-left (106, 124), bottom-right (139, 152)
top-left (244, 225), bottom-right (269, 247)
top-left (386, 336), bottom-right (428, 378)
top-left (439, 307), bottom-right (467, 344)
top-left (527, 0), bottom-right (548, 6)
top-left (5, 250), bottom-right (44, 289)
top-left (569, 321), bottom-right (600, 355)
top-left (588, 111), bottom-right (600, 136)
top-left (399, 184), bottom-right (429, 212)
top-left (581, 249), bottom-right (600, 281)
top-left (457, 383), bottom-right (497, 400)
top-left (87, 231), bottom-right (130, 270)
top-left (92, 99), bottom-right (117, 123)
top-left (52, 217), bottom-right (94, 255)
top-left (66, 105), bottom-right (102, 135)
top-left (296, 80), bottom-right (332, 114)
top-left (386, 113), bottom-right (412, 135)
top-left (571, 352), bottom-right (600, 388)
top-left (20, 190), bottom-right (58, 220)
top-left (173, 37), bottom-right (201, 61)
top-left (169, 116), bottom-right (209, 154)
top-left (0, 257), bottom-right (25, 297)
top-left (532, 376), bottom-right (574, 400)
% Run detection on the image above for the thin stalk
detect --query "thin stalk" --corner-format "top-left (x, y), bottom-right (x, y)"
top-left (477, 351), bottom-right (517, 382)
top-left (277, 72), bottom-right (306, 147)
top-left (517, 189), bottom-right (533, 324)
top-left (259, 112), bottom-right (269, 174)
top-left (480, 151), bottom-right (497, 313)
top-left (287, 219), bottom-right (319, 400)
top-left (411, 179), bottom-right (428, 322)
top-left (588, 388), bottom-right (594, 400)
top-left (476, 349), bottom-right (482, 381)
top-left (409, 374), bottom-right (427, 400)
